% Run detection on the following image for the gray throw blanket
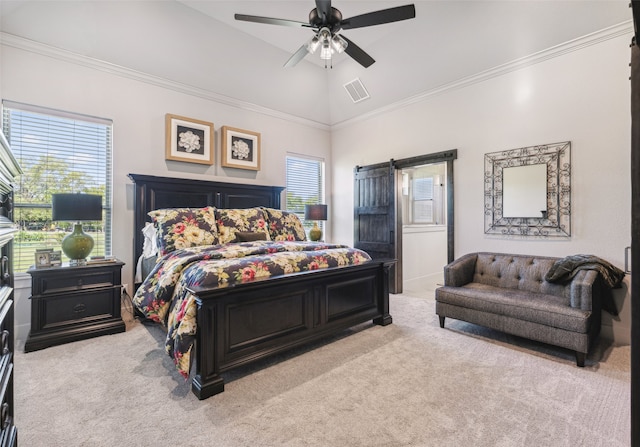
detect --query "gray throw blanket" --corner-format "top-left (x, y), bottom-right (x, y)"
top-left (545, 254), bottom-right (625, 315)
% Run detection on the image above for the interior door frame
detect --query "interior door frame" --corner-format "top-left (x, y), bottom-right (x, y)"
top-left (393, 150), bottom-right (458, 275)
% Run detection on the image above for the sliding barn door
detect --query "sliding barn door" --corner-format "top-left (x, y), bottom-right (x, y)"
top-left (354, 161), bottom-right (401, 293)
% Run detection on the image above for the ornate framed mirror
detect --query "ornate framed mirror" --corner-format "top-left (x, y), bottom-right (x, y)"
top-left (484, 141), bottom-right (571, 237)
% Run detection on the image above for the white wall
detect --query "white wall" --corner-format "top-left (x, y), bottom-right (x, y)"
top-left (331, 34), bottom-right (633, 344)
top-left (402, 227), bottom-right (447, 295)
top-left (0, 0), bottom-right (331, 124)
top-left (1, 43), bottom-right (332, 343)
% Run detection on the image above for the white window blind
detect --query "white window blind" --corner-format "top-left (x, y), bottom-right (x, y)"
top-left (2, 101), bottom-right (112, 272)
top-left (412, 177), bottom-right (434, 223)
top-left (401, 162), bottom-right (446, 226)
top-left (285, 155), bottom-right (325, 231)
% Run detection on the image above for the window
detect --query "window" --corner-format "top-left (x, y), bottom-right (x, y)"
top-left (412, 177), bottom-right (434, 223)
top-left (285, 155), bottom-right (325, 234)
top-left (2, 101), bottom-right (112, 272)
top-left (401, 162), bottom-right (446, 225)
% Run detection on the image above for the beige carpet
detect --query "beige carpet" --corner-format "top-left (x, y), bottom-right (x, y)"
top-left (14, 293), bottom-right (630, 447)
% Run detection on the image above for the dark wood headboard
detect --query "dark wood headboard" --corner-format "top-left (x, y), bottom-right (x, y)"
top-left (129, 173), bottom-right (285, 267)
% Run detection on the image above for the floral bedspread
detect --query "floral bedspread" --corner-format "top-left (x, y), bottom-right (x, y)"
top-left (132, 241), bottom-right (371, 377)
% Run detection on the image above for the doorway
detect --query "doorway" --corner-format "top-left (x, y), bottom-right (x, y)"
top-left (400, 162), bottom-right (448, 296)
top-left (354, 150), bottom-right (457, 294)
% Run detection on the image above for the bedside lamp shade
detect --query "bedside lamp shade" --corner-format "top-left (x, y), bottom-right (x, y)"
top-left (52, 194), bottom-right (102, 222)
top-left (305, 204), bottom-right (327, 242)
top-left (52, 194), bottom-right (102, 265)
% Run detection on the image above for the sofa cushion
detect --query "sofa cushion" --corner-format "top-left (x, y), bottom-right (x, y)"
top-left (435, 282), bottom-right (591, 333)
top-left (472, 253), bottom-right (569, 297)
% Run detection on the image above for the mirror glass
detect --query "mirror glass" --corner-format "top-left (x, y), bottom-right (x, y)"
top-left (503, 164), bottom-right (547, 218)
top-left (484, 141), bottom-right (571, 237)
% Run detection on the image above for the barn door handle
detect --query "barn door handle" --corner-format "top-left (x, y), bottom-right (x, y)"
top-left (625, 246), bottom-right (632, 274)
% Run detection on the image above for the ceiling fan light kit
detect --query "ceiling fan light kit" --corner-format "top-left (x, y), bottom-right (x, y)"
top-left (234, 1), bottom-right (416, 68)
top-left (318, 28), bottom-right (333, 60)
top-left (331, 34), bottom-right (348, 54)
top-left (306, 35), bottom-right (321, 53)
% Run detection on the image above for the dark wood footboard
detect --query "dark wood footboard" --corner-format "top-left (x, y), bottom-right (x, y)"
top-left (188, 259), bottom-right (393, 400)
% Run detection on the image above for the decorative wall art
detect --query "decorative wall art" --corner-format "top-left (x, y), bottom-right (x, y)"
top-left (221, 126), bottom-right (261, 171)
top-left (165, 114), bottom-right (214, 165)
top-left (484, 141), bottom-right (571, 238)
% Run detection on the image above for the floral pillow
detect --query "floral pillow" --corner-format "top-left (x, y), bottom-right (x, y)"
top-left (215, 207), bottom-right (271, 244)
top-left (148, 206), bottom-right (218, 256)
top-left (262, 208), bottom-right (307, 242)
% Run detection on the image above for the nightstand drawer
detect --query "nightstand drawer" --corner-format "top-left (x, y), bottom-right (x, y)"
top-left (41, 288), bottom-right (120, 329)
top-left (34, 270), bottom-right (117, 295)
top-left (26, 260), bottom-right (126, 352)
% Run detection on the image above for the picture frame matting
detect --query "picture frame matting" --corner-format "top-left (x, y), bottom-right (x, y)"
top-left (221, 126), bottom-right (261, 171)
top-left (165, 114), bottom-right (214, 165)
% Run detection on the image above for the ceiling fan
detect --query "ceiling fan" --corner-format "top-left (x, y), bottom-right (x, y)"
top-left (234, 1), bottom-right (416, 68)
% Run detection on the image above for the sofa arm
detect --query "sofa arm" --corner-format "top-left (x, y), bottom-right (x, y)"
top-left (444, 253), bottom-right (478, 287)
top-left (569, 269), bottom-right (599, 311)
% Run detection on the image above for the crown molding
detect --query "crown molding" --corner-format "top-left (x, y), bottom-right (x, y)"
top-left (331, 20), bottom-right (634, 129)
top-left (0, 32), bottom-right (331, 131)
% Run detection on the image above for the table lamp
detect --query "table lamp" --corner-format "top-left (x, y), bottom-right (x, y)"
top-left (52, 193), bottom-right (102, 265)
top-left (304, 204), bottom-right (327, 242)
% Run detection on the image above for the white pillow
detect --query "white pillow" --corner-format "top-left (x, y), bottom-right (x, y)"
top-left (142, 222), bottom-right (158, 258)
top-left (135, 222), bottom-right (159, 283)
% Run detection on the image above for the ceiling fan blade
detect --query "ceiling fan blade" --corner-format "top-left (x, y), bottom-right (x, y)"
top-left (315, 0), bottom-right (332, 24)
top-left (340, 4), bottom-right (416, 30)
top-left (284, 44), bottom-right (311, 68)
top-left (340, 35), bottom-right (375, 68)
top-left (234, 14), bottom-right (312, 28)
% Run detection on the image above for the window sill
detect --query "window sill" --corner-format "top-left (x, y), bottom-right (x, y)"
top-left (403, 225), bottom-right (446, 234)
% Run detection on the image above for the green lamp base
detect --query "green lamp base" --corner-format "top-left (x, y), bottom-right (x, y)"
top-left (61, 223), bottom-right (94, 265)
top-left (309, 222), bottom-right (323, 242)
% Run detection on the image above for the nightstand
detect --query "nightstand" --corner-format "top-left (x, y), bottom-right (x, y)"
top-left (24, 260), bottom-right (126, 352)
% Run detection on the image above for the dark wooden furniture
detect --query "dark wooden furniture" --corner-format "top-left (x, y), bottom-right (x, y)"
top-left (630, 17), bottom-right (639, 446)
top-left (130, 173), bottom-right (393, 400)
top-left (24, 261), bottom-right (126, 352)
top-left (0, 131), bottom-right (21, 446)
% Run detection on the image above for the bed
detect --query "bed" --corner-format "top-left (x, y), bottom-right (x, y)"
top-left (129, 174), bottom-right (393, 400)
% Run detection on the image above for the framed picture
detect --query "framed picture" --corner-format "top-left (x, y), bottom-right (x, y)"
top-left (221, 126), bottom-right (261, 171)
top-left (49, 251), bottom-right (62, 267)
top-left (165, 114), bottom-right (214, 165)
top-left (35, 249), bottom-right (52, 268)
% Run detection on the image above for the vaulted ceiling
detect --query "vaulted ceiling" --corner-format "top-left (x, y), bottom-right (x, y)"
top-left (0, 1), bottom-right (633, 126)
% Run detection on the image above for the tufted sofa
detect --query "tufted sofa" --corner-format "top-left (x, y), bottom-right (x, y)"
top-left (435, 252), bottom-right (602, 366)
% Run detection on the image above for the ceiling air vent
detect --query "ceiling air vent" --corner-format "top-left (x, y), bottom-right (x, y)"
top-left (343, 78), bottom-right (370, 103)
